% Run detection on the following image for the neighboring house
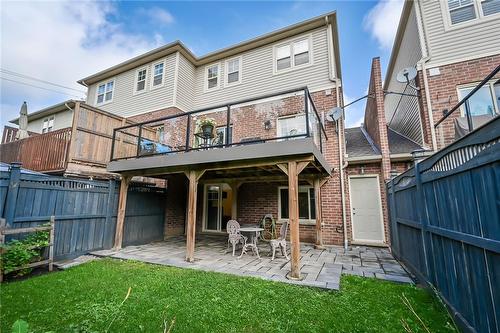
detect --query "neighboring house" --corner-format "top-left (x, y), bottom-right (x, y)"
top-left (384, 0), bottom-right (500, 150)
top-left (0, 100), bottom-right (144, 179)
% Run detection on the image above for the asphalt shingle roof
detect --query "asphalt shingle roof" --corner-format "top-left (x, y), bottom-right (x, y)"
top-left (388, 128), bottom-right (422, 154)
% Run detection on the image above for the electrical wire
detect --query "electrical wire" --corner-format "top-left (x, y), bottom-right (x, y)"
top-left (0, 68), bottom-right (86, 93)
top-left (0, 76), bottom-right (84, 99)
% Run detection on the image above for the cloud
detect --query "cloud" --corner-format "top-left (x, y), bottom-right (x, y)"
top-left (363, 0), bottom-right (404, 50)
top-left (139, 7), bottom-right (175, 25)
top-left (0, 1), bottom-right (165, 128)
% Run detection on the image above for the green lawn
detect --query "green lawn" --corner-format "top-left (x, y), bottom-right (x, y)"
top-left (1, 258), bottom-right (456, 333)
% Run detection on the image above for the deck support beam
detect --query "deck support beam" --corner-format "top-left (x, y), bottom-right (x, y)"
top-left (114, 175), bottom-right (131, 249)
top-left (185, 170), bottom-right (204, 262)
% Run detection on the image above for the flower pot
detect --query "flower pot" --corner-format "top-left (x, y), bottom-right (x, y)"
top-left (201, 124), bottom-right (214, 137)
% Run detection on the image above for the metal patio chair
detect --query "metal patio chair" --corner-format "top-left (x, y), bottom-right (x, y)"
top-left (226, 220), bottom-right (247, 256)
top-left (269, 221), bottom-right (289, 261)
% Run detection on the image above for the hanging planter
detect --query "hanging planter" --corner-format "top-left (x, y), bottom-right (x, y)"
top-left (198, 118), bottom-right (216, 137)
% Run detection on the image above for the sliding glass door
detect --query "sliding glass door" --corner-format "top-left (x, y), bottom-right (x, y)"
top-left (204, 184), bottom-right (232, 232)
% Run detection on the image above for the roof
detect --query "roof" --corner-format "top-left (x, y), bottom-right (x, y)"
top-left (345, 127), bottom-right (380, 158)
top-left (78, 12), bottom-right (341, 86)
top-left (345, 126), bottom-right (422, 160)
top-left (387, 128), bottom-right (422, 154)
top-left (9, 100), bottom-right (78, 124)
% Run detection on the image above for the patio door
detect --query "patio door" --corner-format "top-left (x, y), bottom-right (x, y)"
top-left (204, 184), bottom-right (232, 232)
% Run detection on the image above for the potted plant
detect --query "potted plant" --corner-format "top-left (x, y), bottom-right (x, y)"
top-left (198, 118), bottom-right (216, 137)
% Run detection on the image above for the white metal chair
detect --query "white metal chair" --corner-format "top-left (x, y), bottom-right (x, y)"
top-left (226, 220), bottom-right (247, 256)
top-left (269, 222), bottom-right (289, 261)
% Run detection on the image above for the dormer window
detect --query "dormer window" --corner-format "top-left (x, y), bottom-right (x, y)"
top-left (274, 36), bottom-right (312, 73)
top-left (151, 61), bottom-right (165, 88)
top-left (96, 80), bottom-right (114, 105)
top-left (135, 68), bottom-right (147, 93)
top-left (206, 64), bottom-right (220, 90)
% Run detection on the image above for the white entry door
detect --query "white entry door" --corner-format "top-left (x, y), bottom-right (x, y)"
top-left (349, 176), bottom-right (385, 244)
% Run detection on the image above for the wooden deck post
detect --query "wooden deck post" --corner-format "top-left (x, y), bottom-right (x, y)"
top-left (113, 175), bottom-right (131, 249)
top-left (185, 170), bottom-right (204, 262)
top-left (314, 178), bottom-right (325, 249)
top-left (288, 161), bottom-right (301, 279)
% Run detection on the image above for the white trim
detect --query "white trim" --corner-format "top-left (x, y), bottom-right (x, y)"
top-left (272, 33), bottom-right (314, 75)
top-left (348, 174), bottom-right (386, 245)
top-left (150, 59), bottom-right (166, 90)
top-left (41, 114), bottom-right (56, 133)
top-left (172, 52), bottom-right (180, 105)
top-left (277, 185), bottom-right (316, 224)
top-left (204, 62), bottom-right (221, 92)
top-left (95, 78), bottom-right (115, 106)
top-left (440, 0), bottom-right (500, 32)
top-left (133, 66), bottom-right (148, 95)
top-left (426, 50), bottom-right (500, 70)
top-left (224, 56), bottom-right (242, 88)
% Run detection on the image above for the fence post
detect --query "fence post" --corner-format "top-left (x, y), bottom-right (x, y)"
top-left (105, 179), bottom-right (116, 249)
top-left (414, 162), bottom-right (431, 280)
top-left (4, 162), bottom-right (21, 227)
top-left (388, 178), bottom-right (399, 256)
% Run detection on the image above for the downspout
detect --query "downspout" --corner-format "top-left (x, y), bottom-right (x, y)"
top-left (326, 15), bottom-right (348, 250)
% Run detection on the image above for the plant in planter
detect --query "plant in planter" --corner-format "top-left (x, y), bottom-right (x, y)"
top-left (198, 118), bottom-right (216, 137)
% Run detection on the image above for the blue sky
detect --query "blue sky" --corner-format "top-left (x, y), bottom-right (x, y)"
top-left (0, 1), bottom-right (403, 129)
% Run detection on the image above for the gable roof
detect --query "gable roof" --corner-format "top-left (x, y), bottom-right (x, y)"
top-left (78, 12), bottom-right (341, 86)
top-left (387, 127), bottom-right (422, 154)
top-left (9, 100), bottom-right (78, 124)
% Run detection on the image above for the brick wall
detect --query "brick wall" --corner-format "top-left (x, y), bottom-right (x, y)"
top-left (417, 54), bottom-right (500, 149)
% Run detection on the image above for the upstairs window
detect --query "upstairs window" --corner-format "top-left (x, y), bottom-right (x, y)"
top-left (274, 36), bottom-right (311, 73)
top-left (458, 81), bottom-right (500, 116)
top-left (135, 68), bottom-right (147, 93)
top-left (481, 0), bottom-right (500, 16)
top-left (152, 62), bottom-right (164, 88)
top-left (96, 80), bottom-right (114, 105)
top-left (42, 116), bottom-right (55, 133)
top-left (225, 58), bottom-right (241, 85)
top-left (448, 0), bottom-right (477, 24)
top-left (206, 64), bottom-right (219, 90)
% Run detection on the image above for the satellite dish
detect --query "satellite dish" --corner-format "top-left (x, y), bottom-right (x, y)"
top-left (327, 107), bottom-right (343, 122)
top-left (396, 67), bottom-right (417, 84)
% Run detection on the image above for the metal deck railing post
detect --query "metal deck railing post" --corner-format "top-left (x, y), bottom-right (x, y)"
top-left (464, 100), bottom-right (474, 132)
top-left (136, 125), bottom-right (142, 157)
top-left (304, 89), bottom-right (310, 138)
top-left (185, 115), bottom-right (191, 152)
top-left (226, 105), bottom-right (231, 147)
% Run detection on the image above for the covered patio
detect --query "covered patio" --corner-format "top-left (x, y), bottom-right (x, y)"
top-left (91, 235), bottom-right (412, 290)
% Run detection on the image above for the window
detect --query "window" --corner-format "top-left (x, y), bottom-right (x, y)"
top-left (458, 81), bottom-right (500, 116)
top-left (42, 116), bottom-right (55, 133)
top-left (279, 187), bottom-right (316, 220)
top-left (96, 80), bottom-right (114, 104)
top-left (225, 58), bottom-right (241, 85)
top-left (152, 62), bottom-right (164, 88)
top-left (445, 0), bottom-right (500, 26)
top-left (214, 126), bottom-right (232, 145)
top-left (274, 37), bottom-right (311, 73)
top-left (277, 114), bottom-right (306, 138)
top-left (206, 64), bottom-right (219, 90)
top-left (135, 68), bottom-right (147, 93)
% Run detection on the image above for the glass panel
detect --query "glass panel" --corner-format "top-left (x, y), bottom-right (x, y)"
top-left (294, 52), bottom-right (309, 66)
top-left (97, 94), bottom-right (104, 104)
top-left (227, 71), bottom-right (239, 83)
top-left (280, 188), bottom-right (288, 219)
top-left (494, 83), bottom-right (500, 112)
top-left (481, 0), bottom-right (500, 15)
top-left (450, 4), bottom-right (476, 24)
top-left (154, 63), bottom-right (164, 76)
top-left (228, 59), bottom-right (239, 72)
top-left (277, 57), bottom-right (291, 70)
top-left (220, 184), bottom-right (232, 231)
top-left (277, 115), bottom-right (306, 138)
top-left (137, 80), bottom-right (145, 91)
top-left (105, 91), bottom-right (112, 101)
top-left (298, 191), bottom-right (309, 219)
top-left (97, 84), bottom-right (105, 94)
top-left (276, 45), bottom-right (290, 59)
top-left (459, 86), bottom-right (495, 116)
top-left (206, 185), bottom-right (220, 231)
top-left (208, 77), bottom-right (218, 88)
top-left (106, 81), bottom-right (114, 91)
top-left (207, 65), bottom-right (218, 78)
top-left (153, 75), bottom-right (162, 86)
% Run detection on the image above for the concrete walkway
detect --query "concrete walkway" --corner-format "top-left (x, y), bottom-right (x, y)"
top-left (91, 236), bottom-right (412, 290)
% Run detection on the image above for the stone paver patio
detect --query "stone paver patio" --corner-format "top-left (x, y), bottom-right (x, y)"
top-left (91, 235), bottom-right (412, 290)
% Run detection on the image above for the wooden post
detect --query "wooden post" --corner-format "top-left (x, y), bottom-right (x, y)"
top-left (113, 175), bottom-right (131, 249)
top-left (185, 170), bottom-right (204, 262)
top-left (313, 178), bottom-right (325, 249)
top-left (288, 161), bottom-right (301, 279)
top-left (5, 162), bottom-right (21, 227)
top-left (48, 216), bottom-right (55, 271)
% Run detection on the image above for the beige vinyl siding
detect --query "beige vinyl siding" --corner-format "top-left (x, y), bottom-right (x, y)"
top-left (385, 5), bottom-right (424, 145)
top-left (191, 27), bottom-right (334, 110)
top-left (176, 53), bottom-right (196, 111)
top-left (423, 1), bottom-right (500, 67)
top-left (86, 53), bottom-right (176, 117)
top-left (27, 109), bottom-right (74, 133)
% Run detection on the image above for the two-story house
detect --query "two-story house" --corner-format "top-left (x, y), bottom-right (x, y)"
top-left (384, 0), bottom-right (500, 150)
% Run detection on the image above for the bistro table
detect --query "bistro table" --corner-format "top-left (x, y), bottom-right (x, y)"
top-left (238, 227), bottom-right (264, 259)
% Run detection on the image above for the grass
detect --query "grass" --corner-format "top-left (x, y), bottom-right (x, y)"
top-left (0, 258), bottom-right (456, 333)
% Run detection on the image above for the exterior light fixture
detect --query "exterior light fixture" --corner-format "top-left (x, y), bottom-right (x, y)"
top-left (264, 120), bottom-right (272, 130)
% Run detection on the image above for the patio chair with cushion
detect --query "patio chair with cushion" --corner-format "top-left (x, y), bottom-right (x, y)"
top-left (226, 220), bottom-right (248, 256)
top-left (269, 222), bottom-right (289, 261)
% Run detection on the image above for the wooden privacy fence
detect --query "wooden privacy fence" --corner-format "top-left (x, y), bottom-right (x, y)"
top-left (0, 163), bottom-right (166, 260)
top-left (387, 117), bottom-right (499, 333)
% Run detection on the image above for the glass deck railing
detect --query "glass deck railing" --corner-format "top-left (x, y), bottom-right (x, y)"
top-left (110, 87), bottom-right (327, 161)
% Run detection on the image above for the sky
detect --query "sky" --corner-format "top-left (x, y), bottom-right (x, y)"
top-left (0, 0), bottom-right (404, 130)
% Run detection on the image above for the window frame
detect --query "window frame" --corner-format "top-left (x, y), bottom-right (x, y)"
top-left (457, 80), bottom-right (500, 116)
top-left (95, 79), bottom-right (115, 106)
top-left (273, 34), bottom-right (313, 75)
top-left (205, 63), bottom-right (221, 92)
top-left (41, 115), bottom-right (55, 133)
top-left (134, 66), bottom-right (148, 95)
top-left (441, 0), bottom-right (500, 31)
top-left (277, 185), bottom-right (316, 224)
top-left (276, 114), bottom-right (307, 139)
top-left (150, 59), bottom-right (166, 90)
top-left (224, 56), bottom-right (242, 87)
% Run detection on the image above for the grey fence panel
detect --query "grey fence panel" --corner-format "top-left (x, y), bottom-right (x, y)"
top-left (388, 117), bottom-right (500, 333)
top-left (1, 164), bottom-right (166, 260)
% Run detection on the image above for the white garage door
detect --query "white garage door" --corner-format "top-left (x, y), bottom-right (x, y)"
top-left (349, 176), bottom-right (385, 244)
